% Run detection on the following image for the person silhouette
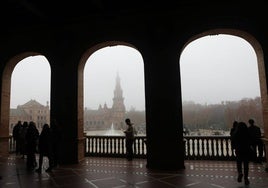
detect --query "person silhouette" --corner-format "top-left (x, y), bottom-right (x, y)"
top-left (232, 121), bottom-right (251, 185)
top-left (248, 119), bottom-right (263, 163)
top-left (230, 120), bottom-right (238, 153)
top-left (123, 118), bottom-right (137, 161)
top-left (35, 124), bottom-right (53, 173)
top-left (12, 120), bottom-right (22, 155)
top-left (25, 121), bottom-right (39, 170)
top-left (19, 121), bottom-right (28, 159)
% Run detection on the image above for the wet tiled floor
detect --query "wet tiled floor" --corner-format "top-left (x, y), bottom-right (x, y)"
top-left (0, 155), bottom-right (268, 188)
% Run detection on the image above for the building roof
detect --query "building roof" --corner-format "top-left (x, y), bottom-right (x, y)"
top-left (19, 99), bottom-right (45, 108)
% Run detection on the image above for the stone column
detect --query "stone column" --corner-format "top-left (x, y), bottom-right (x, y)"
top-left (48, 44), bottom-right (84, 164)
top-left (143, 41), bottom-right (185, 170)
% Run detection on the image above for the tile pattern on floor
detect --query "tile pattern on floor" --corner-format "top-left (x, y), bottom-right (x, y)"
top-left (0, 155), bottom-right (268, 188)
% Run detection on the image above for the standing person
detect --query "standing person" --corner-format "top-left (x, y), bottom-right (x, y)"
top-left (19, 121), bottom-right (28, 159)
top-left (35, 124), bottom-right (53, 173)
top-left (232, 121), bottom-right (251, 185)
top-left (123, 118), bottom-right (136, 161)
top-left (25, 121), bottom-right (39, 170)
top-left (50, 119), bottom-right (62, 168)
top-left (12, 120), bottom-right (22, 155)
top-left (230, 121), bottom-right (238, 153)
top-left (248, 119), bottom-right (263, 163)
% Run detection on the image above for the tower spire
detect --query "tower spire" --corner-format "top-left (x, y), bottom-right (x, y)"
top-left (112, 72), bottom-right (126, 129)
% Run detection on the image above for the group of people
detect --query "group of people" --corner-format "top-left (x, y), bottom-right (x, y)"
top-left (230, 119), bottom-right (264, 185)
top-left (10, 117), bottom-right (266, 185)
top-left (12, 119), bottom-right (62, 173)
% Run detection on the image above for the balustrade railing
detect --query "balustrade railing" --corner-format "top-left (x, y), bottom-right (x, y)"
top-left (184, 136), bottom-right (236, 160)
top-left (85, 135), bottom-right (266, 161)
top-left (8, 135), bottom-right (266, 161)
top-left (84, 135), bottom-right (147, 158)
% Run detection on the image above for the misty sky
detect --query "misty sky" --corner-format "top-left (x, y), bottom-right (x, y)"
top-left (180, 34), bottom-right (259, 104)
top-left (10, 34), bottom-right (260, 110)
top-left (84, 46), bottom-right (145, 111)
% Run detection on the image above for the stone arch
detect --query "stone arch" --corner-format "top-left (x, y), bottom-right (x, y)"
top-left (180, 28), bottom-right (267, 136)
top-left (0, 52), bottom-right (50, 155)
top-left (77, 41), bottom-right (143, 139)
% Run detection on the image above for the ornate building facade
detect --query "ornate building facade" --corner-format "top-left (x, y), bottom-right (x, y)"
top-left (84, 73), bottom-right (126, 131)
top-left (9, 99), bottom-right (50, 134)
top-left (9, 74), bottom-right (146, 135)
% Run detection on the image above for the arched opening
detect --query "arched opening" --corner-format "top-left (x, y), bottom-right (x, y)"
top-left (83, 45), bottom-right (145, 135)
top-left (10, 56), bottom-right (51, 133)
top-left (78, 42), bottom-right (145, 159)
top-left (0, 53), bottom-right (51, 156)
top-left (180, 29), bottom-right (267, 138)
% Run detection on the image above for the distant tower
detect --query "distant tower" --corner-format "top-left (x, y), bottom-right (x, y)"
top-left (111, 72), bottom-right (126, 129)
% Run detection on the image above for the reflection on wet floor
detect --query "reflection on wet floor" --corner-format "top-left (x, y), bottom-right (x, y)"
top-left (0, 155), bottom-right (268, 188)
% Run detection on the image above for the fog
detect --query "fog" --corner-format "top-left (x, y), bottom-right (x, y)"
top-left (180, 34), bottom-right (260, 104)
top-left (10, 34), bottom-right (260, 110)
top-left (84, 46), bottom-right (145, 111)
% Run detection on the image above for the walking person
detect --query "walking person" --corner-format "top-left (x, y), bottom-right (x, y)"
top-left (232, 121), bottom-right (251, 185)
top-left (248, 119), bottom-right (264, 163)
top-left (123, 118), bottom-right (137, 161)
top-left (35, 124), bottom-right (53, 173)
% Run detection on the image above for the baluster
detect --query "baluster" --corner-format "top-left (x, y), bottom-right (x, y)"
top-left (187, 138), bottom-right (191, 158)
top-left (192, 139), bottom-right (196, 157)
top-left (207, 139), bottom-right (210, 158)
top-left (202, 138), bottom-right (206, 158)
top-left (137, 138), bottom-right (141, 156)
top-left (103, 137), bottom-right (105, 154)
top-left (123, 137), bottom-right (125, 154)
top-left (90, 137), bottom-right (92, 154)
top-left (189, 138), bottom-right (193, 158)
top-left (213, 138), bottom-right (217, 158)
top-left (224, 138), bottom-right (229, 158)
top-left (97, 138), bottom-right (100, 153)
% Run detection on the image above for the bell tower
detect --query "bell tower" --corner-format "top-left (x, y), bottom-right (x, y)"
top-left (111, 72), bottom-right (126, 129)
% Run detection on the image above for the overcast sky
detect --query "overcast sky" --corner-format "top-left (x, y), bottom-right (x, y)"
top-left (10, 34), bottom-right (260, 110)
top-left (180, 34), bottom-right (260, 104)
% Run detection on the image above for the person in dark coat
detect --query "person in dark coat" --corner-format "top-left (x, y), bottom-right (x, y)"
top-left (233, 121), bottom-right (251, 185)
top-left (35, 124), bottom-right (53, 173)
top-left (248, 119), bottom-right (263, 163)
top-left (123, 118), bottom-right (137, 161)
top-left (19, 121), bottom-right (28, 158)
top-left (12, 120), bottom-right (22, 155)
top-left (25, 121), bottom-right (39, 170)
top-left (230, 120), bottom-right (238, 152)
